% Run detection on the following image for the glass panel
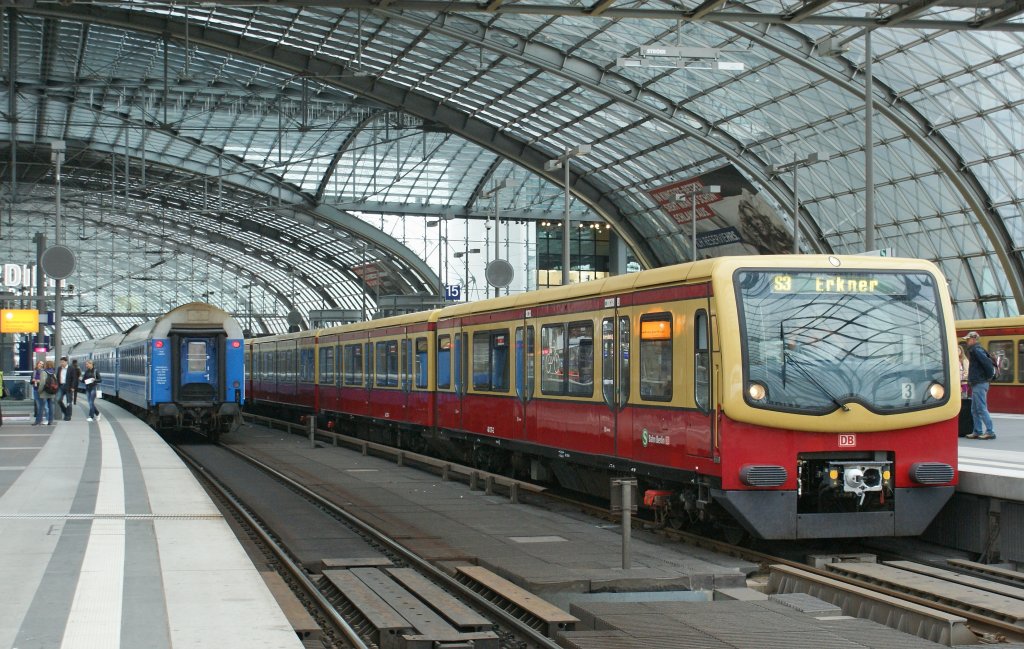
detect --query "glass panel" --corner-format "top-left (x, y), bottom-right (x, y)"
top-left (619, 316), bottom-right (630, 407)
top-left (437, 334), bottom-right (451, 390)
top-left (415, 337), bottom-right (428, 388)
top-left (344, 344), bottom-right (363, 386)
top-left (541, 324), bottom-right (566, 395)
top-left (737, 269), bottom-right (948, 414)
top-left (695, 311), bottom-right (710, 412)
top-left (602, 318), bottom-right (615, 406)
top-left (567, 321), bottom-right (594, 397)
top-left (989, 340), bottom-right (1013, 383)
top-left (640, 314), bottom-right (672, 401)
top-left (526, 326), bottom-right (535, 401)
top-left (187, 341), bottom-right (206, 372)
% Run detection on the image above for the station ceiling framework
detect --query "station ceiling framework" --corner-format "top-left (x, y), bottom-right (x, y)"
top-left (0, 0), bottom-right (1021, 341)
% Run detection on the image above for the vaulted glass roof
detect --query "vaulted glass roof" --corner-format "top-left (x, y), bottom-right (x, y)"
top-left (2, 0), bottom-right (1023, 346)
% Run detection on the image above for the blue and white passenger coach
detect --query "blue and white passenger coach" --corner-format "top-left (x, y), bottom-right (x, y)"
top-left (70, 302), bottom-right (244, 439)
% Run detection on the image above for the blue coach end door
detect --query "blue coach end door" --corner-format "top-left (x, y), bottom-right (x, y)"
top-left (180, 337), bottom-right (217, 401)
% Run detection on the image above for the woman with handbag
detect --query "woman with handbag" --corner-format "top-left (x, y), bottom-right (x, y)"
top-left (82, 360), bottom-right (102, 422)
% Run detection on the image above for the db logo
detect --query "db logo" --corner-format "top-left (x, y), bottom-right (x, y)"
top-left (838, 434), bottom-right (856, 447)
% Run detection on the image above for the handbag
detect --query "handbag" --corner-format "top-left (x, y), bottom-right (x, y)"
top-left (96, 387), bottom-right (103, 399)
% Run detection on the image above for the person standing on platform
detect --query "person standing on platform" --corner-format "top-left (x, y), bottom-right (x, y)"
top-left (82, 359), bottom-right (102, 422)
top-left (35, 360), bottom-right (56, 426)
top-left (0, 367), bottom-right (6, 427)
top-left (964, 331), bottom-right (996, 440)
top-left (69, 359), bottom-right (81, 404)
top-left (30, 360), bottom-right (44, 425)
top-left (55, 357), bottom-right (73, 421)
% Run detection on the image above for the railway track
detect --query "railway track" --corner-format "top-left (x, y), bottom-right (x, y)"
top-left (223, 416), bottom-right (1024, 646)
top-left (173, 436), bottom-right (570, 649)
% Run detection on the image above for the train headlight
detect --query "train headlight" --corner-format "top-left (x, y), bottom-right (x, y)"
top-left (927, 382), bottom-right (945, 400)
top-left (882, 469), bottom-right (891, 481)
top-left (747, 382), bottom-right (767, 401)
top-left (828, 468), bottom-right (839, 480)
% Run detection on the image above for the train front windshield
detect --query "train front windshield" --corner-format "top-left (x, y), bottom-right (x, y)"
top-left (736, 269), bottom-right (949, 414)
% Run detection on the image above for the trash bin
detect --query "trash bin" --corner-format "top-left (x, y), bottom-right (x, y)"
top-left (959, 398), bottom-right (973, 437)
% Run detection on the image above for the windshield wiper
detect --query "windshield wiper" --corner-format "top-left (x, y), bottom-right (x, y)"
top-left (782, 351), bottom-right (851, 412)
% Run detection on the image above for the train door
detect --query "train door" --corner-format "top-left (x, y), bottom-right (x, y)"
top-left (688, 308), bottom-right (715, 458)
top-left (172, 333), bottom-right (222, 402)
top-left (453, 327), bottom-right (466, 431)
top-left (600, 312), bottom-right (632, 457)
top-left (401, 334), bottom-right (412, 418)
top-left (514, 321), bottom-right (535, 441)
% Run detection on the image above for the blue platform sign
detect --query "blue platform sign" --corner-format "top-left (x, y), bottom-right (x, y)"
top-left (445, 284), bottom-right (462, 301)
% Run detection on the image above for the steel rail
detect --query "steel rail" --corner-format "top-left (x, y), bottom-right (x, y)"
top-left (173, 447), bottom-right (370, 649)
top-left (221, 443), bottom-right (565, 649)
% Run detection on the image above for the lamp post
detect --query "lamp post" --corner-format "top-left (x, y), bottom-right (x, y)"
top-left (51, 140), bottom-right (64, 362)
top-left (545, 144), bottom-right (591, 286)
top-left (427, 218), bottom-right (448, 304)
top-left (452, 248), bottom-right (481, 302)
top-left (768, 152), bottom-right (823, 253)
top-left (480, 179), bottom-right (507, 297)
top-left (675, 184), bottom-right (721, 261)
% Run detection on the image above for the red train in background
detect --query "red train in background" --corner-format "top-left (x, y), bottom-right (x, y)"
top-left (247, 255), bottom-right (960, 540)
top-left (956, 317), bottom-right (1024, 414)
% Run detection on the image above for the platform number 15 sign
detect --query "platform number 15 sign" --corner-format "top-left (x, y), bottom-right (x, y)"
top-left (445, 284), bottom-right (462, 301)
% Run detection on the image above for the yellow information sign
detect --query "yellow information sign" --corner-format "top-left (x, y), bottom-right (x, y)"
top-left (0, 309), bottom-right (39, 333)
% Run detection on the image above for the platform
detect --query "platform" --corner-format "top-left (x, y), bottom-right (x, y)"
top-left (0, 401), bottom-right (304, 649)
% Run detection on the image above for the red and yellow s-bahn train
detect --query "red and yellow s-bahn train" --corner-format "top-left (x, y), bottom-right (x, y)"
top-left (246, 255), bottom-right (959, 540)
top-left (956, 316), bottom-right (1024, 414)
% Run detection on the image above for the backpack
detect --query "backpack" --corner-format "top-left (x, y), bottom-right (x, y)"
top-left (42, 372), bottom-right (58, 395)
top-left (987, 349), bottom-right (1002, 381)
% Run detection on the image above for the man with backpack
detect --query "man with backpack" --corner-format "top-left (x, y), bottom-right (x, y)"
top-left (963, 331), bottom-right (997, 440)
top-left (33, 360), bottom-right (57, 426)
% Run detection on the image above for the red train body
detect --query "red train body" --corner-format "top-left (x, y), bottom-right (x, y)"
top-left (956, 317), bottom-right (1024, 414)
top-left (247, 256), bottom-right (959, 539)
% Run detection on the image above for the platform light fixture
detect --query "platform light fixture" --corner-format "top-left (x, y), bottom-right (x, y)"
top-left (675, 185), bottom-right (721, 261)
top-left (545, 144), bottom-right (592, 286)
top-left (768, 152), bottom-right (827, 253)
top-left (617, 45), bottom-right (744, 70)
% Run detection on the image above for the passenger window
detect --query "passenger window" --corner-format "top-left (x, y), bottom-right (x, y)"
top-left (695, 310), bottom-right (710, 412)
top-left (375, 341), bottom-right (399, 387)
top-left (989, 340), bottom-right (1013, 383)
top-left (526, 326), bottom-right (535, 400)
top-left (639, 313), bottom-right (672, 401)
top-left (344, 344), bottom-right (363, 386)
top-left (567, 321), bottom-right (594, 397)
top-left (319, 346), bottom-right (335, 385)
top-left (187, 342), bottom-right (206, 372)
top-left (415, 338), bottom-right (428, 388)
top-left (437, 335), bottom-right (451, 390)
top-left (1018, 341), bottom-right (1024, 383)
top-left (541, 324), bottom-right (566, 395)
top-left (473, 330), bottom-right (510, 392)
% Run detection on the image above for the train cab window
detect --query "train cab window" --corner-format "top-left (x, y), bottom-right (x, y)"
top-left (989, 340), bottom-right (1013, 383)
top-left (695, 310), bottom-right (711, 412)
top-left (344, 343), bottom-right (363, 386)
top-left (437, 335), bottom-right (452, 390)
top-left (619, 316), bottom-right (631, 407)
top-left (319, 345), bottom-right (335, 385)
top-left (639, 313), bottom-right (672, 401)
top-left (187, 342), bottom-right (207, 372)
top-left (415, 337), bottom-right (428, 388)
top-left (375, 341), bottom-right (399, 387)
top-left (472, 330), bottom-right (510, 392)
top-left (1018, 341), bottom-right (1024, 383)
top-left (527, 326), bottom-right (535, 399)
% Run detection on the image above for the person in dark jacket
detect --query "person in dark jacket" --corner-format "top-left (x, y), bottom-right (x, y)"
top-left (55, 357), bottom-right (74, 421)
top-left (69, 359), bottom-right (81, 404)
top-left (82, 359), bottom-right (102, 422)
top-left (964, 331), bottom-right (996, 440)
top-left (34, 360), bottom-right (56, 426)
